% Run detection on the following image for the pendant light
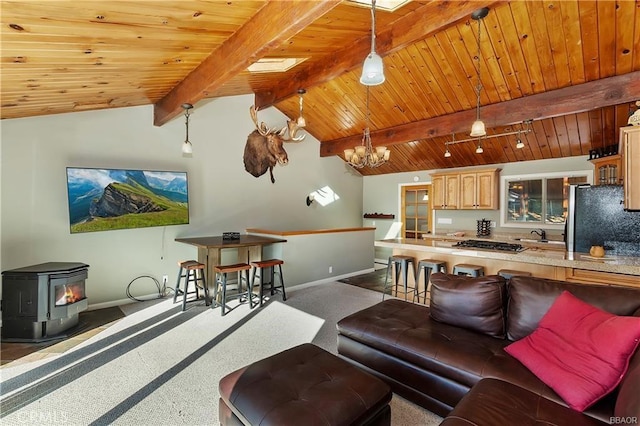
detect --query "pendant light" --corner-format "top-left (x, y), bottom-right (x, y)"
top-left (360, 0), bottom-right (385, 86)
top-left (181, 103), bottom-right (193, 155)
top-left (469, 7), bottom-right (489, 137)
top-left (296, 89), bottom-right (306, 128)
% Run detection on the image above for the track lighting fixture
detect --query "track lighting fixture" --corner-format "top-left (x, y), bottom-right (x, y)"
top-left (443, 120), bottom-right (533, 157)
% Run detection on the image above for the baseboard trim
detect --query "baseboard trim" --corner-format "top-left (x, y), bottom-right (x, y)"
top-left (87, 294), bottom-right (163, 311)
top-left (288, 268), bottom-right (375, 292)
top-left (88, 268), bottom-right (377, 310)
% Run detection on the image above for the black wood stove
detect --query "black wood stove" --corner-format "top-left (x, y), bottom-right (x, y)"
top-left (1, 262), bottom-right (89, 342)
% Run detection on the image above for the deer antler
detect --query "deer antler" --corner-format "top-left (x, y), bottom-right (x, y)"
top-left (281, 120), bottom-right (305, 142)
top-left (249, 105), bottom-right (272, 136)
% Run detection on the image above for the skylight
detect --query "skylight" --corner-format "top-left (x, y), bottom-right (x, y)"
top-left (347, 0), bottom-right (411, 12)
top-left (247, 58), bottom-right (308, 73)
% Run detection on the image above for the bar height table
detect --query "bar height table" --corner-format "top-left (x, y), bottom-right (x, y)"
top-left (174, 234), bottom-right (287, 289)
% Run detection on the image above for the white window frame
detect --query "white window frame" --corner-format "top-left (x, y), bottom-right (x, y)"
top-left (500, 170), bottom-right (593, 229)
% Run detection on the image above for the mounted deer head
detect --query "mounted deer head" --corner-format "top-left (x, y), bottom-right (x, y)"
top-left (243, 105), bottom-right (305, 183)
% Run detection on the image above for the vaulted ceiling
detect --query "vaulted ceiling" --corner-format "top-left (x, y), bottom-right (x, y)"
top-left (2, 0), bottom-right (639, 175)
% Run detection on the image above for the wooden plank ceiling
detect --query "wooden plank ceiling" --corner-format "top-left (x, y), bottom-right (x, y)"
top-left (2, 0), bottom-right (639, 175)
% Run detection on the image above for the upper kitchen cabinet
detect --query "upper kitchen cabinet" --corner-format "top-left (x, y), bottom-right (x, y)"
top-left (589, 155), bottom-right (622, 185)
top-left (459, 169), bottom-right (501, 209)
top-left (621, 127), bottom-right (640, 210)
top-left (431, 173), bottom-right (459, 210)
top-left (432, 168), bottom-right (500, 210)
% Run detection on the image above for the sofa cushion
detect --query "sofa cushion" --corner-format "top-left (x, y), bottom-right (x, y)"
top-left (505, 291), bottom-right (640, 412)
top-left (615, 349), bottom-right (640, 420)
top-left (440, 378), bottom-right (608, 426)
top-left (507, 276), bottom-right (640, 341)
top-left (429, 273), bottom-right (507, 338)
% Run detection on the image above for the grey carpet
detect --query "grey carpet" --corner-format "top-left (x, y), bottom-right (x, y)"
top-left (0, 281), bottom-right (441, 425)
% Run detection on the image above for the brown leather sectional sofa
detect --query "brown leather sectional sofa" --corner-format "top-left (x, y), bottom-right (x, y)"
top-left (337, 274), bottom-right (640, 425)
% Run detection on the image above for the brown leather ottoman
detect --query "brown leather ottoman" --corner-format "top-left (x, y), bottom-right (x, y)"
top-left (218, 343), bottom-right (392, 426)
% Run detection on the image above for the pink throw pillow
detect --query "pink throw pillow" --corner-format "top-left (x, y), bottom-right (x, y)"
top-left (505, 290), bottom-right (640, 412)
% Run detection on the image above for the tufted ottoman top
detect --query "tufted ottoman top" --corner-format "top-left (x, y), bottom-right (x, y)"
top-left (218, 343), bottom-right (392, 425)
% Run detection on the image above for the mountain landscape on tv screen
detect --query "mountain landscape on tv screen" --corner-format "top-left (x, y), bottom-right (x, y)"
top-left (66, 168), bottom-right (189, 233)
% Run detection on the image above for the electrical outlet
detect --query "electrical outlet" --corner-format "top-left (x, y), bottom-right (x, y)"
top-left (491, 221), bottom-right (496, 228)
top-left (162, 275), bottom-right (168, 285)
top-left (329, 266), bottom-right (333, 274)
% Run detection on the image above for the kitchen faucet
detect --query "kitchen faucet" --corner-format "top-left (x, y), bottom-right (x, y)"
top-left (531, 229), bottom-right (547, 241)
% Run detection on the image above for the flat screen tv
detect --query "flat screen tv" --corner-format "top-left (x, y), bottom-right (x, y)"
top-left (66, 167), bottom-right (189, 234)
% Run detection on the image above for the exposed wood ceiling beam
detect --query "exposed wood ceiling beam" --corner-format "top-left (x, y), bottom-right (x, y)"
top-left (153, 0), bottom-right (341, 126)
top-left (254, 1), bottom-right (497, 110)
top-left (320, 71), bottom-right (640, 157)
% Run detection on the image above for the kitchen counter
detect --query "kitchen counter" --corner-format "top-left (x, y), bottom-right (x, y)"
top-left (376, 238), bottom-right (640, 277)
top-left (422, 231), bottom-right (566, 250)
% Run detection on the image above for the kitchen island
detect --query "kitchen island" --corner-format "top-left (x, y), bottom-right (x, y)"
top-left (377, 238), bottom-right (640, 290)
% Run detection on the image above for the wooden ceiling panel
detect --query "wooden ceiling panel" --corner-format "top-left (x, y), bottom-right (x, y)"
top-left (1, 0), bottom-right (638, 175)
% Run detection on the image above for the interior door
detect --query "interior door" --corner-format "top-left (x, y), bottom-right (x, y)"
top-left (401, 184), bottom-right (432, 239)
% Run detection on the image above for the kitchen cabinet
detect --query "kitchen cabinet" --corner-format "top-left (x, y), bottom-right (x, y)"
top-left (459, 169), bottom-right (500, 209)
top-left (589, 155), bottom-right (622, 185)
top-left (431, 173), bottom-right (459, 210)
top-left (620, 126), bottom-right (640, 210)
top-left (432, 168), bottom-right (499, 210)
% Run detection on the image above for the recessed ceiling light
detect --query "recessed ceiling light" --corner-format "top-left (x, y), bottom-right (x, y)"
top-left (347, 0), bottom-right (411, 12)
top-left (247, 58), bottom-right (308, 73)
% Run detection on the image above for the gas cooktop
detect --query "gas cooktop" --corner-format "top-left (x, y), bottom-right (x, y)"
top-left (453, 239), bottom-right (525, 252)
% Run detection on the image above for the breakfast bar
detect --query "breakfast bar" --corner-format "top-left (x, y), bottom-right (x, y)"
top-left (377, 238), bottom-right (640, 292)
top-left (175, 234), bottom-right (287, 285)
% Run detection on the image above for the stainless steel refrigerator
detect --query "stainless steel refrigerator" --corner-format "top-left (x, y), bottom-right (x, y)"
top-left (565, 184), bottom-right (640, 255)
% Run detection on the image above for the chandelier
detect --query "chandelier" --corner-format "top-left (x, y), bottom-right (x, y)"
top-left (344, 87), bottom-right (390, 168)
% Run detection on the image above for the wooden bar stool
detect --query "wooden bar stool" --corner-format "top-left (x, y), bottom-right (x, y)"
top-left (250, 259), bottom-right (286, 308)
top-left (453, 264), bottom-right (485, 277)
top-left (415, 260), bottom-right (447, 304)
top-left (498, 269), bottom-right (532, 280)
top-left (383, 255), bottom-right (416, 302)
top-left (212, 263), bottom-right (251, 316)
top-left (174, 260), bottom-right (209, 311)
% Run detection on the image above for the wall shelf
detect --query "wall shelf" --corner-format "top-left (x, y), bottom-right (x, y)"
top-left (364, 213), bottom-right (395, 219)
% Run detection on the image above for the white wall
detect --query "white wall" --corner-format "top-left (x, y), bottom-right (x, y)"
top-left (363, 156), bottom-right (593, 259)
top-left (0, 95), bottom-right (363, 306)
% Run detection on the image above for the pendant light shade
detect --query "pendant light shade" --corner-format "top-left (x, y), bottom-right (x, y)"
top-left (515, 130), bottom-right (525, 149)
top-left (361, 52), bottom-right (385, 86)
top-left (470, 119), bottom-right (486, 138)
top-left (360, 0), bottom-right (385, 86)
